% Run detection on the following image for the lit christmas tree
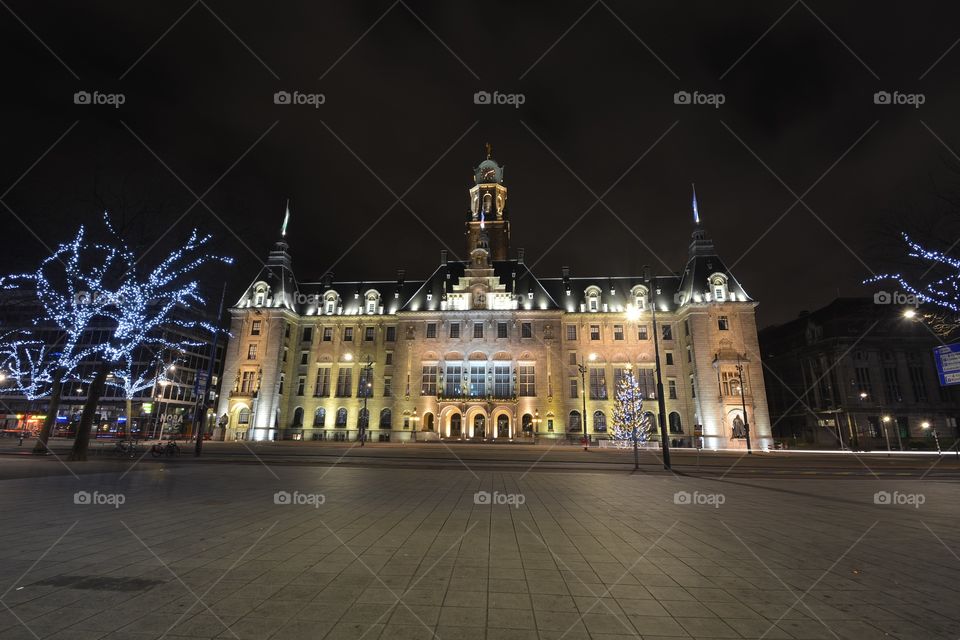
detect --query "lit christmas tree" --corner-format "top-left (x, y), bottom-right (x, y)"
top-left (0, 331), bottom-right (55, 401)
top-left (610, 368), bottom-right (651, 449)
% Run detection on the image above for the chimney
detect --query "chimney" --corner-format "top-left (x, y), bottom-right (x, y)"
top-left (440, 249), bottom-right (448, 264)
top-left (396, 269), bottom-right (405, 285)
top-left (517, 248), bottom-right (525, 264)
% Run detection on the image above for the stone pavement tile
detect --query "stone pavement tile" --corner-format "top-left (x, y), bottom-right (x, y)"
top-left (271, 619), bottom-right (334, 640)
top-left (489, 567), bottom-right (524, 580)
top-left (292, 603), bottom-right (345, 622)
top-left (488, 579), bottom-right (527, 594)
top-left (685, 586), bottom-right (736, 602)
top-left (73, 610), bottom-right (139, 633)
top-left (488, 592), bottom-right (530, 610)
top-left (702, 600), bottom-right (763, 619)
top-left (870, 617), bottom-right (956, 639)
top-left (397, 589), bottom-right (445, 607)
top-left (623, 615), bottom-right (688, 637)
top-left (42, 629), bottom-right (110, 640)
top-left (579, 612), bottom-right (637, 636)
top-left (675, 616), bottom-right (740, 638)
top-left (644, 586), bottom-right (695, 601)
top-left (660, 600), bottom-right (719, 618)
top-left (432, 626), bottom-right (486, 640)
top-left (572, 596), bottom-right (624, 615)
top-left (748, 603), bottom-right (811, 619)
top-left (487, 607), bottom-right (536, 630)
top-left (250, 599), bottom-right (306, 618)
top-left (529, 594), bottom-right (575, 612)
top-left (604, 585), bottom-right (653, 600)
top-left (168, 611), bottom-right (237, 637)
top-left (526, 580), bottom-right (567, 595)
top-left (773, 618), bottom-right (842, 640)
top-left (485, 629), bottom-right (539, 640)
top-left (388, 604), bottom-right (440, 626)
top-left (826, 620), bottom-right (898, 640)
top-left (289, 571), bottom-right (338, 587)
top-left (537, 628), bottom-right (591, 640)
top-left (376, 624), bottom-right (436, 640)
top-left (437, 606), bottom-right (486, 628)
top-left (317, 621), bottom-right (384, 640)
top-left (448, 578), bottom-right (487, 592)
top-left (532, 611), bottom-right (590, 633)
top-left (723, 617), bottom-right (793, 639)
top-left (272, 584), bottom-right (323, 600)
top-left (338, 602), bottom-right (394, 624)
top-left (442, 590), bottom-right (486, 608)
top-left (615, 598), bottom-right (670, 617)
top-left (356, 587), bottom-right (398, 604)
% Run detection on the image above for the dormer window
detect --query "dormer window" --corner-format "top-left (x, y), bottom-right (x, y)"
top-left (709, 274), bottom-right (728, 303)
top-left (584, 286), bottom-right (601, 312)
top-left (630, 285), bottom-right (648, 310)
top-left (323, 291), bottom-right (339, 315)
top-left (364, 290), bottom-right (380, 315)
top-left (253, 283), bottom-right (268, 307)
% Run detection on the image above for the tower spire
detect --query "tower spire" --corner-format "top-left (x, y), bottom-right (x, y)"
top-left (691, 183), bottom-right (700, 225)
top-left (281, 199), bottom-right (290, 237)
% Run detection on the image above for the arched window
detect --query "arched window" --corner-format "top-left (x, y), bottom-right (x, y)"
top-left (335, 408), bottom-right (347, 427)
top-left (593, 410), bottom-right (607, 433)
top-left (497, 414), bottom-right (509, 437)
top-left (669, 411), bottom-right (682, 434)
top-left (584, 286), bottom-right (601, 312)
top-left (292, 407), bottom-right (303, 427)
top-left (238, 408), bottom-right (251, 425)
top-left (313, 407), bottom-right (326, 427)
top-left (450, 413), bottom-right (462, 437)
top-left (522, 413), bottom-right (533, 433)
top-left (365, 290), bottom-right (380, 315)
top-left (630, 285), bottom-right (648, 311)
top-left (424, 412), bottom-right (434, 431)
top-left (473, 414), bottom-right (486, 437)
top-left (643, 411), bottom-right (657, 431)
top-left (324, 291), bottom-right (339, 315)
top-left (709, 274), bottom-right (728, 302)
top-left (379, 408), bottom-right (392, 429)
top-left (482, 192), bottom-right (492, 213)
top-left (569, 410), bottom-right (582, 432)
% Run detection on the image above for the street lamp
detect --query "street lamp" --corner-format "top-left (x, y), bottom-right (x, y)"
top-left (359, 355), bottom-right (373, 446)
top-left (922, 421), bottom-right (941, 455)
top-left (903, 308), bottom-right (917, 319)
top-left (644, 265), bottom-right (671, 470)
top-left (533, 410), bottom-right (541, 438)
top-left (576, 353), bottom-right (596, 451)
top-left (881, 415), bottom-right (892, 455)
top-left (734, 355), bottom-right (752, 455)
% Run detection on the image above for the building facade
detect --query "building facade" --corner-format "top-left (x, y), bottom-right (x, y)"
top-left (760, 298), bottom-right (960, 450)
top-left (216, 150), bottom-right (772, 449)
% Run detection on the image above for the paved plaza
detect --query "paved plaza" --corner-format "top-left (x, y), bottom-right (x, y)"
top-left (0, 453), bottom-right (957, 639)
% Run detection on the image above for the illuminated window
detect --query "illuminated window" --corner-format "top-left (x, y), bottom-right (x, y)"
top-left (566, 325), bottom-right (577, 340)
top-left (250, 320), bottom-right (261, 335)
top-left (247, 344), bottom-right (257, 360)
top-left (590, 325), bottom-right (600, 341)
top-left (613, 324), bottom-right (624, 341)
top-left (718, 316), bottom-right (729, 331)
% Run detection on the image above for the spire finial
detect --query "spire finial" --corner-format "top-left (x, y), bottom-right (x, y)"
top-left (485, 142), bottom-right (492, 160)
top-left (281, 199), bottom-right (290, 237)
top-left (691, 183), bottom-right (700, 225)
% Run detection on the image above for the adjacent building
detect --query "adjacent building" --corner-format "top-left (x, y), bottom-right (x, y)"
top-left (216, 149), bottom-right (772, 449)
top-left (759, 298), bottom-right (960, 449)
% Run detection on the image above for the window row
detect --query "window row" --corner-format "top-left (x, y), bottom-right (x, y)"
top-left (420, 364), bottom-right (536, 397)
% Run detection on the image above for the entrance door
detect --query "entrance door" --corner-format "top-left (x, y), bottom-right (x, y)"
top-left (497, 414), bottom-right (509, 438)
top-left (450, 414), bottom-right (462, 437)
top-left (473, 414), bottom-right (485, 438)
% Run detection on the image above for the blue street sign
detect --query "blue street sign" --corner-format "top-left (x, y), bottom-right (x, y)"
top-left (933, 343), bottom-right (960, 386)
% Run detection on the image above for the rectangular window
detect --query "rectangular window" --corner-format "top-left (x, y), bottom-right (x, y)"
top-left (613, 367), bottom-right (626, 391)
top-left (589, 368), bottom-right (607, 400)
top-left (690, 375), bottom-right (696, 398)
top-left (469, 364), bottom-right (486, 397)
top-left (636, 368), bottom-right (656, 399)
top-left (385, 326), bottom-right (396, 342)
top-left (343, 327), bottom-right (353, 342)
top-left (358, 371), bottom-right (373, 397)
top-left (668, 378), bottom-right (678, 399)
top-left (718, 316), bottom-right (729, 331)
top-left (909, 366), bottom-right (926, 403)
top-left (684, 320), bottom-right (690, 337)
top-left (518, 365), bottom-right (535, 396)
top-left (473, 322), bottom-right (484, 339)
top-left (240, 370), bottom-right (255, 393)
top-left (300, 351), bottom-right (309, 365)
top-left (855, 367), bottom-right (872, 397)
top-left (383, 376), bottom-right (392, 397)
top-left (296, 376), bottom-right (305, 396)
top-left (449, 323), bottom-right (460, 338)
top-left (445, 364), bottom-right (462, 396)
top-left (314, 368), bottom-right (331, 397)
top-left (364, 327), bottom-right (375, 341)
top-left (590, 325), bottom-right (601, 341)
top-left (721, 370), bottom-right (739, 396)
top-left (335, 367), bottom-right (352, 397)
top-left (568, 351), bottom-right (578, 365)
top-left (687, 346), bottom-right (692, 363)
top-left (613, 325), bottom-right (624, 341)
top-left (247, 344), bottom-right (257, 360)
top-left (638, 325), bottom-right (648, 340)
top-left (884, 367), bottom-right (902, 403)
top-left (497, 322), bottom-right (508, 338)
top-left (250, 320), bottom-right (261, 336)
top-left (661, 324), bottom-right (672, 340)
top-left (385, 351), bottom-right (393, 365)
top-left (494, 364), bottom-right (511, 397)
top-left (302, 327), bottom-right (313, 343)
top-left (566, 325), bottom-right (577, 341)
top-left (426, 323), bottom-right (437, 338)
top-left (421, 365), bottom-right (438, 396)
top-left (323, 327), bottom-right (333, 342)
top-left (665, 352), bottom-right (674, 366)
top-left (569, 378), bottom-right (579, 399)
top-left (521, 322), bottom-right (532, 338)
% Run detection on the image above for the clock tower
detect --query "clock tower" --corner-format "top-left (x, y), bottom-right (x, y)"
top-left (466, 143), bottom-right (510, 261)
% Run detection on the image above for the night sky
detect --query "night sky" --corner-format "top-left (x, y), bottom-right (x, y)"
top-left (2, 1), bottom-right (960, 327)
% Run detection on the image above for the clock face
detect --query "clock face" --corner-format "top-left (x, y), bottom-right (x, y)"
top-left (482, 167), bottom-right (496, 180)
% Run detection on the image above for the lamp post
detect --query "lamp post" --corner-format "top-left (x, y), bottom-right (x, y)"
top-left (922, 421), bottom-right (941, 455)
top-left (734, 355), bottom-right (752, 455)
top-left (359, 355), bottom-right (373, 446)
top-left (881, 415), bottom-right (892, 456)
top-left (533, 410), bottom-right (541, 440)
top-left (644, 266), bottom-right (671, 470)
top-left (576, 353), bottom-right (596, 451)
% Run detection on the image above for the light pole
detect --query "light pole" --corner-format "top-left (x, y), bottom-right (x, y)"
top-left (881, 415), bottom-right (892, 456)
top-left (644, 266), bottom-right (671, 470)
top-left (734, 355), bottom-right (752, 455)
top-left (576, 353), bottom-right (596, 451)
top-left (359, 355), bottom-right (373, 446)
top-left (922, 421), bottom-right (941, 455)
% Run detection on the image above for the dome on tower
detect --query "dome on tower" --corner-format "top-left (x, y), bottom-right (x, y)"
top-left (474, 143), bottom-right (504, 184)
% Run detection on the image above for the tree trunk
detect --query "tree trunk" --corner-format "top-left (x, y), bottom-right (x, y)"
top-left (126, 396), bottom-right (132, 437)
top-left (33, 369), bottom-right (65, 454)
top-left (69, 369), bottom-right (108, 462)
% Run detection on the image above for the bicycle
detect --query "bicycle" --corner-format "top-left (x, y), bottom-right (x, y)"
top-left (150, 441), bottom-right (180, 457)
top-left (114, 440), bottom-right (141, 458)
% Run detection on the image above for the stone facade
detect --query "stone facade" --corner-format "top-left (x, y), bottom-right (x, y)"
top-left (216, 151), bottom-right (772, 449)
